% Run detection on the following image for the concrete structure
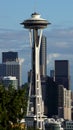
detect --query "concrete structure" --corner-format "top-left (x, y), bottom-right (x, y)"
top-left (2, 76), bottom-right (18, 90)
top-left (44, 118), bottom-right (64, 130)
top-left (64, 120), bottom-right (73, 130)
top-left (21, 12), bottom-right (50, 130)
top-left (55, 60), bottom-right (70, 90)
top-left (2, 51), bottom-right (18, 62)
top-left (58, 85), bottom-right (71, 120)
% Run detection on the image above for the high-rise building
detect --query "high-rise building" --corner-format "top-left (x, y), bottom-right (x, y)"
top-left (0, 51), bottom-right (23, 88)
top-left (55, 60), bottom-right (70, 90)
top-left (71, 92), bottom-right (73, 120)
top-left (45, 76), bottom-right (59, 118)
top-left (2, 76), bottom-right (18, 90)
top-left (2, 51), bottom-right (18, 62)
top-left (44, 77), bottom-right (71, 120)
top-left (40, 35), bottom-right (47, 77)
top-left (0, 60), bottom-right (22, 88)
top-left (58, 85), bottom-right (71, 120)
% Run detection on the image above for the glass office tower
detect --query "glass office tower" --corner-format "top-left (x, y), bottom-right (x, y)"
top-left (55, 60), bottom-right (70, 90)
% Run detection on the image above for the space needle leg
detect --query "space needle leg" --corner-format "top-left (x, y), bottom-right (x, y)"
top-left (34, 29), bottom-right (44, 129)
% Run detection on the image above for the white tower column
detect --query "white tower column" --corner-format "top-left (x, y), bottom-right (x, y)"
top-left (35, 29), bottom-right (44, 129)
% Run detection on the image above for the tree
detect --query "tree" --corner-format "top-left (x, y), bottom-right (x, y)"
top-left (0, 83), bottom-right (28, 130)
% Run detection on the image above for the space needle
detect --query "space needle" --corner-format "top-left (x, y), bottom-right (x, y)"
top-left (21, 12), bottom-right (50, 130)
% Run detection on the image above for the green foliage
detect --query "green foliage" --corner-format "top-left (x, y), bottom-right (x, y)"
top-left (0, 83), bottom-right (28, 130)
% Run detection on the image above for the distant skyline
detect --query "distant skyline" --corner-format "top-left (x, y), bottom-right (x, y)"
top-left (0, 0), bottom-right (73, 89)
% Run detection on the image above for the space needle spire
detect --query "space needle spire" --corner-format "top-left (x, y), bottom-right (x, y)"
top-left (21, 12), bottom-right (51, 130)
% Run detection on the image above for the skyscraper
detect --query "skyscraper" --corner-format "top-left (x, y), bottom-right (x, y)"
top-left (40, 35), bottom-right (47, 77)
top-left (2, 51), bottom-right (18, 62)
top-left (0, 51), bottom-right (23, 88)
top-left (0, 60), bottom-right (22, 87)
top-left (55, 60), bottom-right (70, 90)
top-left (58, 85), bottom-right (71, 120)
top-left (45, 76), bottom-right (58, 118)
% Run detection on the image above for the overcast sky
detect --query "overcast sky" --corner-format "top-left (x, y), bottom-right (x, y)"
top-left (0, 0), bottom-right (73, 89)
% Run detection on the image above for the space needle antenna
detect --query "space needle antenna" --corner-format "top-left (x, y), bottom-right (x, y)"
top-left (21, 12), bottom-right (51, 130)
top-left (28, 1), bottom-right (38, 48)
top-left (33, 0), bottom-right (37, 13)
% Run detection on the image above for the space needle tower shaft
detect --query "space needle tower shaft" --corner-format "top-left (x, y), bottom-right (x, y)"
top-left (21, 12), bottom-right (50, 130)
